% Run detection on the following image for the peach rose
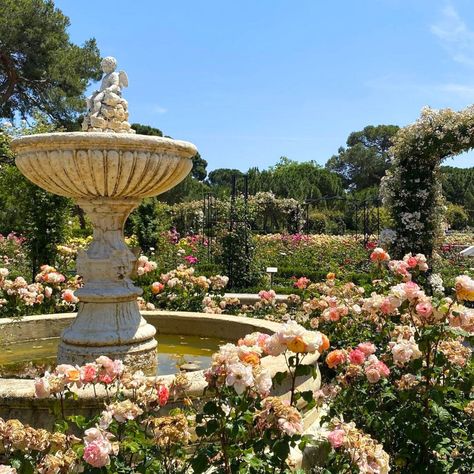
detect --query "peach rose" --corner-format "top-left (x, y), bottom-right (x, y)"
top-left (326, 350), bottom-right (346, 369)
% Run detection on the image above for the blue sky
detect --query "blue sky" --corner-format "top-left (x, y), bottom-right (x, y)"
top-left (55, 0), bottom-right (474, 171)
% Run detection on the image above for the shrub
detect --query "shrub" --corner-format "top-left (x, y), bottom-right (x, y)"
top-left (446, 203), bottom-right (469, 230)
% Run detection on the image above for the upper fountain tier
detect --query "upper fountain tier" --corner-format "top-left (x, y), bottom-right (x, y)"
top-left (12, 56), bottom-right (196, 199)
top-left (11, 132), bottom-right (196, 199)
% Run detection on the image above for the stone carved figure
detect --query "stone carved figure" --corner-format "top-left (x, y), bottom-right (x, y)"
top-left (82, 56), bottom-right (135, 133)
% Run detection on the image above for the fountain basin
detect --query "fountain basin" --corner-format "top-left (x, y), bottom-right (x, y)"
top-left (12, 132), bottom-right (196, 199)
top-left (0, 312), bottom-right (320, 429)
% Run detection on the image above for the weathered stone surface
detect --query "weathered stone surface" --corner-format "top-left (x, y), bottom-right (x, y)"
top-left (11, 132), bottom-right (196, 369)
top-left (82, 56), bottom-right (134, 133)
top-left (12, 133), bottom-right (196, 199)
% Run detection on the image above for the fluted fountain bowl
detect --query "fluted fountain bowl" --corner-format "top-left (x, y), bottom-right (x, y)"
top-left (11, 132), bottom-right (196, 199)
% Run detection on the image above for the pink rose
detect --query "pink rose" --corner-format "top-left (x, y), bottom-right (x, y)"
top-left (380, 298), bottom-right (393, 315)
top-left (184, 255), bottom-right (198, 264)
top-left (98, 374), bottom-right (114, 385)
top-left (83, 441), bottom-right (110, 468)
top-left (111, 359), bottom-right (124, 377)
top-left (96, 356), bottom-right (114, 369)
top-left (80, 363), bottom-right (98, 384)
top-left (348, 349), bottom-right (365, 365)
top-left (257, 333), bottom-right (270, 348)
top-left (294, 277), bottom-right (310, 290)
top-left (44, 286), bottom-right (53, 298)
top-left (328, 429), bottom-right (345, 448)
top-left (377, 360), bottom-right (390, 377)
top-left (158, 384), bottom-right (170, 406)
top-left (365, 366), bottom-right (381, 383)
top-left (357, 342), bottom-right (376, 356)
top-left (62, 289), bottom-right (78, 304)
top-left (329, 307), bottom-right (340, 322)
top-left (416, 301), bottom-right (433, 318)
top-left (406, 256), bottom-right (418, 268)
top-left (34, 377), bottom-right (50, 398)
top-left (404, 281), bottom-right (421, 299)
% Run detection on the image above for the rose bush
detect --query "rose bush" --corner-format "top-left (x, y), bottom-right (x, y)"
top-left (0, 322), bottom-right (328, 473)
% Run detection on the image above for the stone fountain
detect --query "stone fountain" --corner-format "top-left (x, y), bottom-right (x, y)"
top-left (11, 57), bottom-right (197, 369)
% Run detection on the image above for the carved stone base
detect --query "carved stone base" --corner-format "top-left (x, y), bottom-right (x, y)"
top-left (58, 299), bottom-right (158, 371)
top-left (57, 337), bottom-right (157, 373)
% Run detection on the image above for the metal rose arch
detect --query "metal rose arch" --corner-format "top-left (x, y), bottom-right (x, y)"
top-left (381, 105), bottom-right (474, 258)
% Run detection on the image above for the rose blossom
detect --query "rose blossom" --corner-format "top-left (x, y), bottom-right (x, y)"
top-left (151, 282), bottom-right (165, 294)
top-left (83, 441), bottom-right (111, 468)
top-left (34, 377), bottom-right (51, 398)
top-left (62, 289), bottom-right (78, 304)
top-left (348, 349), bottom-right (365, 365)
top-left (365, 356), bottom-right (390, 383)
top-left (326, 350), bottom-right (346, 369)
top-left (357, 342), bottom-right (376, 356)
top-left (455, 275), bottom-right (474, 302)
top-left (416, 301), bottom-right (433, 318)
top-left (158, 384), bottom-right (170, 406)
top-left (225, 362), bottom-right (254, 394)
top-left (0, 466), bottom-right (17, 474)
top-left (327, 429), bottom-right (345, 448)
top-left (370, 248), bottom-right (390, 263)
top-left (80, 363), bottom-right (98, 384)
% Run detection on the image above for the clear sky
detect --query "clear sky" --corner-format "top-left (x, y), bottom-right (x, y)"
top-left (55, 0), bottom-right (474, 171)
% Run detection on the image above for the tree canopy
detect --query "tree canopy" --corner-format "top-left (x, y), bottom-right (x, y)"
top-left (0, 0), bottom-right (101, 127)
top-left (326, 125), bottom-right (399, 191)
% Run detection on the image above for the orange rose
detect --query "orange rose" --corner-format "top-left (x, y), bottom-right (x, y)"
top-left (326, 272), bottom-right (336, 280)
top-left (240, 352), bottom-right (261, 366)
top-left (325, 349), bottom-right (346, 369)
top-left (66, 368), bottom-right (81, 383)
top-left (287, 336), bottom-right (307, 353)
top-left (319, 334), bottom-right (330, 352)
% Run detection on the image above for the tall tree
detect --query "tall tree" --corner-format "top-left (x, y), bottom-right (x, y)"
top-left (0, 118), bottom-right (72, 279)
top-left (131, 122), bottom-right (208, 182)
top-left (270, 157), bottom-right (342, 200)
top-left (0, 0), bottom-right (101, 127)
top-left (208, 168), bottom-right (244, 186)
top-left (441, 166), bottom-right (474, 223)
top-left (326, 125), bottom-right (399, 191)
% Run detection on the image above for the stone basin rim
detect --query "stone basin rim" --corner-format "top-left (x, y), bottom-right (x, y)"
top-left (0, 311), bottom-right (319, 398)
top-left (0, 311), bottom-right (321, 431)
top-left (11, 132), bottom-right (198, 158)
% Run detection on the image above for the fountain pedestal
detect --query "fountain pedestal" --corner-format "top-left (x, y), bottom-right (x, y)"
top-left (58, 197), bottom-right (157, 368)
top-left (11, 132), bottom-right (196, 370)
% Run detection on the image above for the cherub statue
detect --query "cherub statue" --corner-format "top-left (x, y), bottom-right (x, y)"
top-left (82, 56), bottom-right (135, 133)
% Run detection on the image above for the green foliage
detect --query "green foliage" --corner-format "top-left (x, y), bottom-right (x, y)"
top-left (128, 199), bottom-right (172, 252)
top-left (442, 166), bottom-right (474, 225)
top-left (0, 118), bottom-right (72, 277)
top-left (326, 125), bottom-right (399, 191)
top-left (159, 174), bottom-right (210, 204)
top-left (130, 123), bottom-right (163, 136)
top-left (218, 198), bottom-right (261, 289)
top-left (270, 157), bottom-right (343, 201)
top-left (190, 152), bottom-right (208, 181)
top-left (0, 0), bottom-right (101, 127)
top-left (222, 223), bottom-right (261, 289)
top-left (22, 176), bottom-right (71, 278)
top-left (446, 203), bottom-right (469, 230)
